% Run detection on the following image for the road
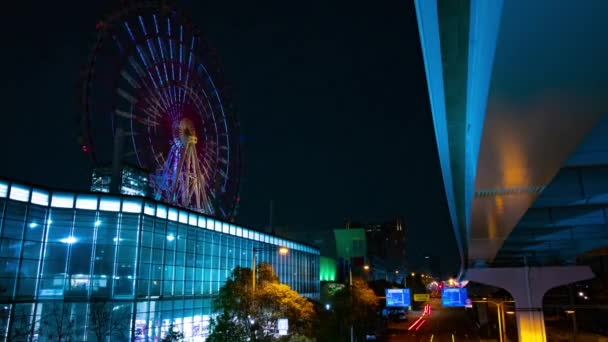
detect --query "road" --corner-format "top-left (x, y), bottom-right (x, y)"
top-left (386, 299), bottom-right (481, 342)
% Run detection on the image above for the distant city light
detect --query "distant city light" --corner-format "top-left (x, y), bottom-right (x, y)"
top-left (364, 265), bottom-right (370, 271)
top-left (60, 236), bottom-right (77, 244)
top-left (29, 223), bottom-right (38, 228)
top-left (47, 219), bottom-right (53, 225)
top-left (95, 220), bottom-right (102, 227)
top-left (506, 311), bottom-right (515, 315)
top-left (279, 247), bottom-right (289, 255)
top-left (578, 292), bottom-right (584, 297)
top-left (565, 310), bottom-right (575, 314)
top-left (325, 304), bottom-right (331, 310)
top-left (166, 235), bottom-right (175, 241)
top-left (584, 296), bottom-right (589, 300)
top-left (395, 270), bottom-right (399, 274)
top-left (411, 272), bottom-right (416, 277)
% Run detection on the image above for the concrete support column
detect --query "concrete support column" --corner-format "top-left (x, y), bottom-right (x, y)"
top-left (467, 266), bottom-right (594, 342)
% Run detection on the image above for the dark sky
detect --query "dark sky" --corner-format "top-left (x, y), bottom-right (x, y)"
top-left (0, 0), bottom-right (459, 274)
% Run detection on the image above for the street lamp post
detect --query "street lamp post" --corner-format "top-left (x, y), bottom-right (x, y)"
top-left (252, 246), bottom-right (288, 292)
top-left (474, 299), bottom-right (514, 342)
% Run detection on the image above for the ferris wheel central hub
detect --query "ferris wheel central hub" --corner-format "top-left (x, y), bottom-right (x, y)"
top-left (174, 118), bottom-right (198, 146)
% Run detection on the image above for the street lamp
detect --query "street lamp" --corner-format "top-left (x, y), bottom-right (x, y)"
top-left (473, 299), bottom-right (514, 342)
top-left (252, 245), bottom-right (288, 292)
top-left (363, 265), bottom-right (370, 271)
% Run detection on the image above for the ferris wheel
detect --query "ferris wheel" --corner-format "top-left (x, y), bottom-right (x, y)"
top-left (79, 1), bottom-right (241, 219)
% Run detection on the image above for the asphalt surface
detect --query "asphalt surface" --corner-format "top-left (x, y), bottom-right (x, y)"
top-left (386, 299), bottom-right (481, 342)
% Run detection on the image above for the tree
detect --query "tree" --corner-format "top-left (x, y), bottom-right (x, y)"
top-left (330, 278), bottom-right (378, 340)
top-left (38, 302), bottom-right (75, 342)
top-left (1, 306), bottom-right (36, 341)
top-left (255, 283), bottom-right (315, 337)
top-left (162, 322), bottom-right (184, 341)
top-left (206, 311), bottom-right (249, 342)
top-left (213, 266), bottom-right (254, 317)
top-left (88, 302), bottom-right (130, 341)
top-left (208, 263), bottom-right (316, 341)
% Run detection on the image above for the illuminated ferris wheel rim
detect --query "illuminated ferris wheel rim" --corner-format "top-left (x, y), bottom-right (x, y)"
top-left (79, 1), bottom-right (241, 219)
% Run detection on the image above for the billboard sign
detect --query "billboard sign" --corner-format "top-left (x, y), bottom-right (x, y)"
top-left (441, 288), bottom-right (468, 307)
top-left (385, 288), bottom-right (411, 307)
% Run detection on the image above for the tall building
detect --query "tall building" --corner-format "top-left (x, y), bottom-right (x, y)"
top-left (365, 218), bottom-right (407, 281)
top-left (0, 179), bottom-right (319, 340)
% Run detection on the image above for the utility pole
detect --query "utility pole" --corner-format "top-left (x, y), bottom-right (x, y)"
top-left (269, 200), bottom-right (274, 235)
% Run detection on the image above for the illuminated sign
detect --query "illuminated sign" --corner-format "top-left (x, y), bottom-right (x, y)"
top-left (441, 288), bottom-right (468, 307)
top-left (413, 293), bottom-right (430, 302)
top-left (385, 288), bottom-right (411, 307)
top-left (278, 318), bottom-right (288, 336)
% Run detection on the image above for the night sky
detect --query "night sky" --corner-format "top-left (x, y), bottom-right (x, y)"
top-left (0, 1), bottom-right (459, 273)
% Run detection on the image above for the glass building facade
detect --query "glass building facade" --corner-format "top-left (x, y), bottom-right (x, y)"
top-left (0, 180), bottom-right (319, 341)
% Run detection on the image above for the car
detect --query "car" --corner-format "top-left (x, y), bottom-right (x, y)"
top-left (382, 307), bottom-right (408, 321)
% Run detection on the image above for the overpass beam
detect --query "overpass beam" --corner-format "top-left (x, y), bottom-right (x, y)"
top-left (467, 266), bottom-right (594, 342)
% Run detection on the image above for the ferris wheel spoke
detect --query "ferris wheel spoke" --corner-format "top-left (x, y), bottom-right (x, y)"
top-left (117, 88), bottom-right (137, 105)
top-left (120, 70), bottom-right (140, 89)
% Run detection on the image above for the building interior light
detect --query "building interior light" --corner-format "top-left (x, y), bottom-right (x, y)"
top-left (29, 223), bottom-right (38, 228)
top-left (95, 220), bottom-right (102, 227)
top-left (167, 235), bottom-right (175, 241)
top-left (60, 236), bottom-right (77, 244)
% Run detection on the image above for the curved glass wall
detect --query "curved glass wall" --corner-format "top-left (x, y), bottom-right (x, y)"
top-left (0, 180), bottom-right (319, 341)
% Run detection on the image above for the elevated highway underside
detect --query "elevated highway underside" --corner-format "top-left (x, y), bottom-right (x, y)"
top-left (416, 0), bottom-right (608, 268)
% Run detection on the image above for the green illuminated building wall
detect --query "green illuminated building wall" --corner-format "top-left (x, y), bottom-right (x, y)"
top-left (320, 256), bottom-right (337, 281)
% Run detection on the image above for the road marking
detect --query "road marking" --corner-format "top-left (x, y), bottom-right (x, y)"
top-left (430, 334), bottom-right (434, 342)
top-left (452, 334), bottom-right (455, 342)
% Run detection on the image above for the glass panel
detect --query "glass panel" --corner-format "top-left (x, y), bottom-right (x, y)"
top-left (188, 214), bottom-right (197, 226)
top-left (31, 189), bottom-right (49, 206)
top-left (99, 196), bottom-right (121, 212)
top-left (178, 210), bottom-right (188, 224)
top-left (91, 212), bottom-right (119, 296)
top-left (51, 193), bottom-right (74, 208)
top-left (197, 216), bottom-right (206, 228)
top-left (144, 201), bottom-right (156, 216)
top-left (0, 181), bottom-right (8, 198)
top-left (9, 185), bottom-right (30, 202)
top-left (75, 194), bottom-right (98, 210)
top-left (156, 205), bottom-right (167, 219)
top-left (122, 199), bottom-right (142, 213)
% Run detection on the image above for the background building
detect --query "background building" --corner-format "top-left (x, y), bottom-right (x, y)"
top-left (334, 228), bottom-right (367, 283)
top-left (90, 164), bottom-right (151, 197)
top-left (365, 218), bottom-right (407, 281)
top-left (0, 179), bottom-right (319, 341)
top-left (334, 218), bottom-right (407, 283)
